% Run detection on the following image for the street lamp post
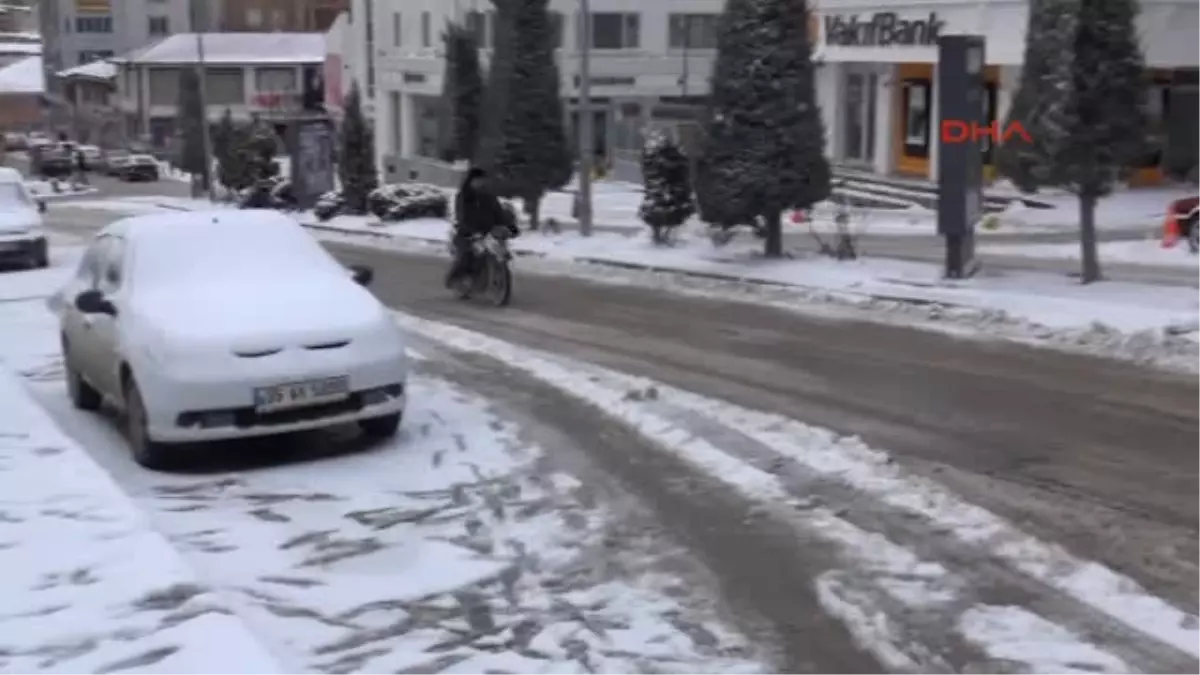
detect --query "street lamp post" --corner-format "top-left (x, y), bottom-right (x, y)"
top-left (192, 0), bottom-right (215, 201)
top-left (576, 0), bottom-right (593, 237)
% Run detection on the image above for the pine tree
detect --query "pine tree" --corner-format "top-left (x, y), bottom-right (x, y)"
top-left (998, 0), bottom-right (1146, 283)
top-left (439, 23), bottom-right (485, 162)
top-left (338, 81), bottom-right (379, 215)
top-left (212, 108), bottom-right (241, 193)
top-left (242, 117), bottom-right (279, 182)
top-left (639, 131), bottom-right (695, 244)
top-left (995, 0), bottom-right (1072, 193)
top-left (474, 0), bottom-right (571, 228)
top-left (694, 0), bottom-right (830, 258)
top-left (177, 67), bottom-right (209, 192)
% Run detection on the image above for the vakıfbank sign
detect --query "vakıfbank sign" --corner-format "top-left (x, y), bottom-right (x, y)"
top-left (821, 12), bottom-right (945, 47)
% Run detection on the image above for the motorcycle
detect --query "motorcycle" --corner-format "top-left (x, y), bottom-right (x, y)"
top-left (449, 225), bottom-right (515, 306)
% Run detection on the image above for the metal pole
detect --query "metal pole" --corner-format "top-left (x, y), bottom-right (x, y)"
top-left (680, 17), bottom-right (689, 97)
top-left (193, 0), bottom-right (215, 200)
top-left (576, 0), bottom-right (593, 237)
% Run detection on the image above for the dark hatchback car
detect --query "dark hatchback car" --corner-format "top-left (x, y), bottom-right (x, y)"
top-left (121, 155), bottom-right (160, 182)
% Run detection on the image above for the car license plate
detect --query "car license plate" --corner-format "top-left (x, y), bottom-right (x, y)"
top-left (254, 376), bottom-right (350, 412)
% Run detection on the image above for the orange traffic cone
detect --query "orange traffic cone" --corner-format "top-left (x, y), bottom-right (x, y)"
top-left (1162, 211), bottom-right (1180, 248)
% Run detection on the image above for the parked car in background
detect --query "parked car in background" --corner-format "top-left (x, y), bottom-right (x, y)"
top-left (3, 132), bottom-right (28, 151)
top-left (120, 155), bottom-right (160, 182)
top-left (48, 210), bottom-right (407, 468)
top-left (78, 145), bottom-right (102, 171)
top-left (101, 149), bottom-right (133, 176)
top-left (0, 167), bottom-right (49, 269)
top-left (30, 144), bottom-right (74, 179)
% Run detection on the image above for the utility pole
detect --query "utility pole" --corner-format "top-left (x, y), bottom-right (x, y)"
top-left (576, 0), bottom-right (593, 237)
top-left (192, 0), bottom-right (215, 200)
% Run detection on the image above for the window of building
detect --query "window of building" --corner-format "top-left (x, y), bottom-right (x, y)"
top-left (466, 10), bottom-right (488, 48)
top-left (364, 0), bottom-right (375, 97)
top-left (392, 12), bottom-right (401, 46)
top-left (667, 13), bottom-right (718, 49)
top-left (550, 12), bottom-right (564, 48)
top-left (148, 16), bottom-right (169, 36)
top-left (587, 12), bottom-right (639, 50)
top-left (246, 8), bottom-right (262, 27)
top-left (75, 15), bottom-right (113, 33)
top-left (148, 67), bottom-right (180, 105)
top-left (421, 11), bottom-right (430, 48)
top-left (206, 68), bottom-right (245, 106)
top-left (255, 67), bottom-right (297, 93)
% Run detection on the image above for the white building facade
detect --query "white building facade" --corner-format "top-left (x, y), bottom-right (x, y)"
top-left (349, 0), bottom-right (726, 174)
top-left (354, 0), bottom-right (1198, 184)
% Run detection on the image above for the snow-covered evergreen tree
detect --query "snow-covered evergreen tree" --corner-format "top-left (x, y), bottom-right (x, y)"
top-left (639, 131), bottom-right (694, 244)
top-left (212, 108), bottom-right (245, 194)
top-left (177, 68), bottom-right (209, 192)
top-left (439, 23), bottom-right (485, 162)
top-left (995, 0), bottom-right (1072, 193)
top-left (694, 0), bottom-right (829, 257)
top-left (473, 0), bottom-right (571, 229)
top-left (338, 82), bottom-right (380, 215)
top-left (999, 0), bottom-right (1146, 283)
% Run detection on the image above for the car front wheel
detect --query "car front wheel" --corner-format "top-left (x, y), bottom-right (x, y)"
top-left (64, 347), bottom-right (101, 411)
top-left (123, 375), bottom-right (171, 470)
top-left (359, 412), bottom-right (402, 439)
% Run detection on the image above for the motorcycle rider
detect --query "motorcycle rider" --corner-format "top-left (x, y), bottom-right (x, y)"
top-left (446, 166), bottom-right (516, 287)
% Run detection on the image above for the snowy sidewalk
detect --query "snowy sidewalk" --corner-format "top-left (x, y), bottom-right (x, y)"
top-left (0, 364), bottom-right (284, 674)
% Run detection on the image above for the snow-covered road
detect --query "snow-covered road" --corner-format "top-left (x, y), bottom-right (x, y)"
top-left (4, 211), bottom-right (1197, 673)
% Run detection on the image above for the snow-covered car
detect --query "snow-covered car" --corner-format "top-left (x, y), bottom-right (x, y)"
top-left (101, 150), bottom-right (133, 175)
top-left (0, 167), bottom-right (48, 269)
top-left (368, 183), bottom-right (449, 222)
top-left (50, 210), bottom-right (408, 469)
top-left (3, 132), bottom-right (28, 151)
top-left (119, 155), bottom-right (160, 181)
top-left (77, 144), bottom-right (102, 170)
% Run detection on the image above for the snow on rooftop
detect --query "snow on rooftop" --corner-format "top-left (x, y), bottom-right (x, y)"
top-left (0, 40), bottom-right (39, 54)
top-left (58, 59), bottom-right (117, 80)
top-left (123, 32), bottom-right (325, 65)
top-left (0, 54), bottom-right (42, 93)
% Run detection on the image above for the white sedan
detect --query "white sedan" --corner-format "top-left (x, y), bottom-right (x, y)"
top-left (50, 209), bottom-right (409, 469)
top-left (0, 166), bottom-right (48, 269)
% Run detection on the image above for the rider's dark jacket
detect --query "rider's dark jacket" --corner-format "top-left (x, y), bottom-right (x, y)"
top-left (454, 174), bottom-right (507, 237)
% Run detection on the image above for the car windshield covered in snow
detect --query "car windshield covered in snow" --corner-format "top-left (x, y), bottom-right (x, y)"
top-left (0, 182), bottom-right (33, 208)
top-left (125, 211), bottom-right (346, 288)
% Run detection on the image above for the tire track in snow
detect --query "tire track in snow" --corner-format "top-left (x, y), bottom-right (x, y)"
top-left (391, 310), bottom-right (1199, 673)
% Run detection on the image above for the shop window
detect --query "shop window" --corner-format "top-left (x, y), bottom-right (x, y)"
top-left (902, 79), bottom-right (931, 158)
top-left (843, 72), bottom-right (877, 164)
top-left (1137, 82), bottom-right (1170, 168)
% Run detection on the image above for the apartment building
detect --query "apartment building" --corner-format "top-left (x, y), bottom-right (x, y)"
top-left (114, 32), bottom-right (325, 147)
top-left (37, 0), bottom-right (218, 75)
top-left (219, 0), bottom-right (348, 32)
top-left (346, 0), bottom-right (723, 174)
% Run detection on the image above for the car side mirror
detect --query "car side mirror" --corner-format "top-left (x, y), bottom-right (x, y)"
top-left (349, 264), bottom-right (374, 287)
top-left (75, 289), bottom-right (117, 316)
top-left (37, 200), bottom-right (46, 213)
